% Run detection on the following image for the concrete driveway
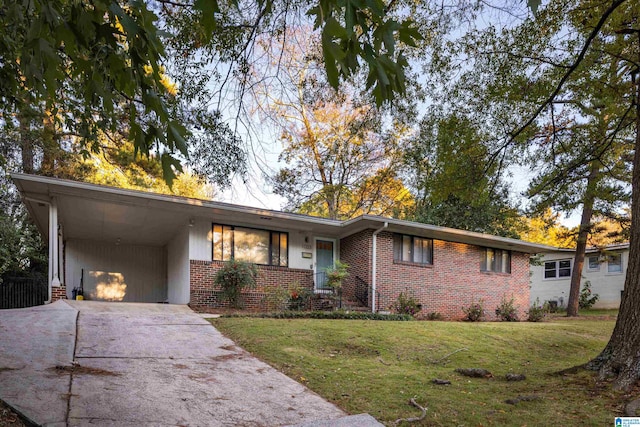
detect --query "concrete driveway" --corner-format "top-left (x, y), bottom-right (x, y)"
top-left (0, 301), bottom-right (380, 426)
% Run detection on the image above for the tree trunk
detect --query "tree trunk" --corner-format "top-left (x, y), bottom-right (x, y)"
top-left (566, 161), bottom-right (599, 316)
top-left (587, 41), bottom-right (640, 390)
top-left (40, 109), bottom-right (57, 176)
top-left (19, 112), bottom-right (34, 174)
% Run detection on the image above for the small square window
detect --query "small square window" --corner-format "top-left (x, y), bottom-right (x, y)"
top-left (393, 234), bottom-right (433, 265)
top-left (587, 256), bottom-right (600, 270)
top-left (543, 259), bottom-right (572, 280)
top-left (481, 248), bottom-right (510, 274)
top-left (608, 254), bottom-right (622, 273)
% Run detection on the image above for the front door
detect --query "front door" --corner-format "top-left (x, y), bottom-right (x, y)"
top-left (315, 239), bottom-right (334, 291)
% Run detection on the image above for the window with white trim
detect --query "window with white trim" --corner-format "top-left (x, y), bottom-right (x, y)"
top-left (544, 259), bottom-right (571, 279)
top-left (480, 248), bottom-right (511, 274)
top-left (587, 255), bottom-right (600, 271)
top-left (393, 234), bottom-right (433, 265)
top-left (607, 253), bottom-right (622, 273)
top-left (212, 224), bottom-right (288, 266)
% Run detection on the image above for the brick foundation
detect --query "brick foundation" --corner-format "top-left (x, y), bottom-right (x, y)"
top-left (189, 260), bottom-right (315, 310)
top-left (52, 285), bottom-right (67, 301)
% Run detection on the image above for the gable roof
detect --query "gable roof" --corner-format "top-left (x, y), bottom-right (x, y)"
top-left (12, 173), bottom-right (555, 253)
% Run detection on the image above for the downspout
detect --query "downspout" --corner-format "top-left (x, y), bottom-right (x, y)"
top-left (24, 196), bottom-right (59, 303)
top-left (371, 221), bottom-right (388, 313)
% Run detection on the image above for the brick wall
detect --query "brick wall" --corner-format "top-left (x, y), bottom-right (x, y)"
top-left (339, 230), bottom-right (372, 306)
top-left (374, 231), bottom-right (530, 320)
top-left (189, 260), bottom-right (314, 310)
top-left (52, 285), bottom-right (67, 301)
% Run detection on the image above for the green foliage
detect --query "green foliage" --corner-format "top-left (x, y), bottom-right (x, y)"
top-left (221, 310), bottom-right (413, 321)
top-left (0, 171), bottom-right (47, 282)
top-left (0, 211), bottom-right (46, 282)
top-left (520, 209), bottom-right (575, 248)
top-left (406, 113), bottom-right (523, 238)
top-left (67, 138), bottom-right (215, 199)
top-left (287, 282), bottom-right (313, 311)
top-left (258, 46), bottom-right (414, 221)
top-left (391, 291), bottom-right (422, 317)
top-left (426, 312), bottom-right (443, 321)
top-left (307, 0), bottom-right (421, 105)
top-left (462, 300), bottom-right (485, 322)
top-left (324, 260), bottom-right (349, 291)
top-left (0, 0), bottom-right (189, 184)
top-left (579, 281), bottom-right (600, 309)
top-left (261, 282), bottom-right (313, 312)
top-left (261, 286), bottom-right (291, 312)
top-left (495, 296), bottom-right (519, 322)
top-left (214, 260), bottom-right (258, 309)
top-left (1, 0), bottom-right (415, 184)
top-left (527, 298), bottom-right (549, 322)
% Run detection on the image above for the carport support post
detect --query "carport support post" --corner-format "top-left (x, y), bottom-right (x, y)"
top-left (47, 197), bottom-right (60, 302)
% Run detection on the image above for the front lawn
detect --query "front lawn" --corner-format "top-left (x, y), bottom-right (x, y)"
top-left (209, 317), bottom-right (625, 426)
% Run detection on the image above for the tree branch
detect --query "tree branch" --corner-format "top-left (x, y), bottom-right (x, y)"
top-left (489, 0), bottom-right (629, 167)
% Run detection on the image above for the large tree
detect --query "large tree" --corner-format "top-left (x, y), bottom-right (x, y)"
top-left (488, 0), bottom-right (638, 388)
top-left (250, 30), bottom-right (414, 220)
top-left (270, 97), bottom-right (413, 219)
top-left (0, 0), bottom-right (420, 183)
top-left (406, 0), bottom-right (638, 387)
top-left (0, 0), bottom-right (420, 280)
top-left (406, 113), bottom-right (523, 237)
top-left (522, 14), bottom-right (633, 315)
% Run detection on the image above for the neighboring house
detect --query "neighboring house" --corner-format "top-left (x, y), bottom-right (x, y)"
top-left (530, 243), bottom-right (629, 309)
top-left (13, 173), bottom-right (553, 319)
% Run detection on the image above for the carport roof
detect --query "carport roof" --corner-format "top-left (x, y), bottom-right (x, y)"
top-left (12, 173), bottom-right (556, 253)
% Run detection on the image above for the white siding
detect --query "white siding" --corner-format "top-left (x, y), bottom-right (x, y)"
top-left (530, 250), bottom-right (627, 309)
top-left (65, 239), bottom-right (167, 302)
top-left (289, 232), bottom-right (315, 270)
top-left (188, 219), bottom-right (316, 272)
top-left (167, 226), bottom-right (190, 304)
top-left (189, 220), bottom-right (212, 261)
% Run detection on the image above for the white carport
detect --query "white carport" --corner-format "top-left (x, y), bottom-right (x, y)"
top-left (12, 173), bottom-right (350, 305)
top-left (12, 173), bottom-right (195, 304)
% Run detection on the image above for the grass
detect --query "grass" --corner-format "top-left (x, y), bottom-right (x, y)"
top-left (557, 308), bottom-right (618, 318)
top-left (209, 316), bottom-right (627, 426)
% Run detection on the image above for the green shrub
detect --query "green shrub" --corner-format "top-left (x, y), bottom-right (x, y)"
top-left (579, 281), bottom-right (599, 309)
top-left (261, 282), bottom-right (313, 311)
top-left (261, 286), bottom-right (290, 311)
top-left (462, 299), bottom-right (485, 322)
top-left (221, 310), bottom-right (414, 321)
top-left (426, 312), bottom-right (443, 321)
top-left (495, 295), bottom-right (519, 321)
top-left (527, 298), bottom-right (548, 322)
top-left (214, 260), bottom-right (258, 308)
top-left (392, 291), bottom-right (422, 316)
top-left (325, 260), bottom-right (349, 291)
top-left (287, 282), bottom-right (313, 311)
